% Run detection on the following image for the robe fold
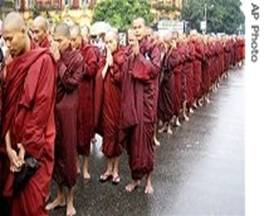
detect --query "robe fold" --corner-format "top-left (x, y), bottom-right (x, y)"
top-left (77, 43), bottom-right (99, 156)
top-left (182, 43), bottom-right (194, 107)
top-left (39, 37), bottom-right (50, 48)
top-left (120, 53), bottom-right (155, 180)
top-left (99, 47), bottom-right (127, 158)
top-left (54, 48), bottom-right (84, 188)
top-left (192, 40), bottom-right (204, 99)
top-left (0, 47), bottom-right (56, 216)
top-left (158, 47), bottom-right (178, 122)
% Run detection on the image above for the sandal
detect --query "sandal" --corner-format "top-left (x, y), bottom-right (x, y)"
top-left (112, 176), bottom-right (121, 185)
top-left (99, 173), bottom-right (112, 183)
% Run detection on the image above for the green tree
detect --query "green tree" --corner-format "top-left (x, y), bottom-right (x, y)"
top-left (92, 0), bottom-right (155, 31)
top-left (181, 0), bottom-right (245, 34)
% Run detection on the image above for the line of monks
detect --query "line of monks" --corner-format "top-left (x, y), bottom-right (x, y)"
top-left (0, 12), bottom-right (244, 216)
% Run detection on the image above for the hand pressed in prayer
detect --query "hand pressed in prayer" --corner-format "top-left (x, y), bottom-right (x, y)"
top-left (50, 41), bottom-right (60, 61)
top-left (106, 49), bottom-right (113, 66)
top-left (132, 41), bottom-right (140, 57)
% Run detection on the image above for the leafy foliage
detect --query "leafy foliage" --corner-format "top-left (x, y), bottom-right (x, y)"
top-left (181, 0), bottom-right (245, 34)
top-left (92, 0), bottom-right (155, 31)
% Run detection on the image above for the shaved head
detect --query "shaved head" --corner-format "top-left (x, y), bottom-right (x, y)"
top-left (53, 23), bottom-right (71, 53)
top-left (2, 12), bottom-right (29, 57)
top-left (33, 16), bottom-right (49, 31)
top-left (132, 17), bottom-right (147, 41)
top-left (133, 17), bottom-right (146, 27)
top-left (32, 16), bottom-right (49, 44)
top-left (70, 25), bottom-right (81, 38)
top-left (2, 12), bottom-right (26, 32)
top-left (70, 25), bottom-right (82, 49)
top-left (54, 23), bottom-right (70, 39)
top-left (105, 30), bottom-right (119, 53)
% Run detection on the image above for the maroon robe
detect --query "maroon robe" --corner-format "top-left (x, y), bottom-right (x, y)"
top-left (192, 39), bottom-right (204, 100)
top-left (158, 47), bottom-right (177, 122)
top-left (98, 47), bottom-right (127, 158)
top-left (182, 42), bottom-right (194, 107)
top-left (139, 37), bottom-right (161, 123)
top-left (120, 38), bottom-right (161, 180)
top-left (120, 53), bottom-right (155, 180)
top-left (0, 47), bottom-right (56, 216)
top-left (54, 48), bottom-right (84, 188)
top-left (77, 42), bottom-right (99, 156)
top-left (39, 37), bottom-right (50, 48)
top-left (201, 43), bottom-right (211, 95)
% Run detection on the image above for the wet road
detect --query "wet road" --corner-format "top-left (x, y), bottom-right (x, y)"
top-left (50, 68), bottom-right (244, 216)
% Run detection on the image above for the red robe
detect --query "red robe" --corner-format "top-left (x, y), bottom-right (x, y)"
top-left (120, 53), bottom-right (155, 180)
top-left (201, 43), bottom-right (211, 95)
top-left (39, 37), bottom-right (50, 48)
top-left (182, 42), bottom-right (194, 107)
top-left (54, 48), bottom-right (84, 188)
top-left (77, 43), bottom-right (99, 156)
top-left (158, 47), bottom-right (178, 122)
top-left (139, 37), bottom-right (161, 123)
top-left (192, 40), bottom-right (204, 99)
top-left (97, 47), bottom-right (127, 158)
top-left (0, 47), bottom-right (56, 216)
top-left (176, 43), bottom-right (187, 108)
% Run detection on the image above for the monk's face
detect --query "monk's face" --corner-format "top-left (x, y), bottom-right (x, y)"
top-left (3, 27), bottom-right (26, 57)
top-left (32, 24), bottom-right (47, 44)
top-left (128, 33), bottom-right (138, 47)
top-left (133, 20), bottom-right (145, 41)
top-left (53, 33), bottom-right (70, 54)
top-left (70, 33), bottom-right (82, 50)
top-left (105, 34), bottom-right (118, 53)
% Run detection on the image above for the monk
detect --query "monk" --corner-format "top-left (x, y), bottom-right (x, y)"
top-left (70, 25), bottom-right (99, 181)
top-left (96, 31), bottom-right (127, 185)
top-left (0, 12), bottom-right (56, 216)
top-left (133, 18), bottom-right (161, 149)
top-left (158, 32), bottom-right (177, 134)
top-left (32, 16), bottom-right (50, 48)
top-left (123, 16), bottom-right (161, 193)
top-left (45, 23), bottom-right (85, 216)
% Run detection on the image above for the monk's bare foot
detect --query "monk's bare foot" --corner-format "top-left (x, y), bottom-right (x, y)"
top-left (144, 183), bottom-right (154, 194)
top-left (45, 197), bottom-right (66, 211)
top-left (158, 125), bottom-right (167, 134)
top-left (167, 126), bottom-right (173, 135)
top-left (83, 171), bottom-right (91, 181)
top-left (154, 136), bottom-right (160, 146)
top-left (193, 102), bottom-right (198, 109)
top-left (126, 180), bottom-right (141, 192)
top-left (205, 96), bottom-right (211, 104)
top-left (189, 108), bottom-right (194, 114)
top-left (183, 113), bottom-right (189, 122)
top-left (175, 117), bottom-right (181, 127)
top-left (66, 203), bottom-right (76, 216)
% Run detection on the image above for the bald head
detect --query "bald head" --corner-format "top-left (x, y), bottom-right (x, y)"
top-left (53, 23), bottom-right (71, 53)
top-left (33, 16), bottom-right (49, 31)
top-left (3, 12), bottom-right (26, 33)
top-left (105, 30), bottom-right (119, 53)
top-left (127, 29), bottom-right (138, 47)
top-left (54, 23), bottom-right (70, 39)
top-left (70, 25), bottom-right (82, 49)
top-left (70, 25), bottom-right (81, 38)
top-left (2, 12), bottom-right (29, 57)
top-left (133, 17), bottom-right (146, 27)
top-left (32, 16), bottom-right (49, 45)
top-left (132, 17), bottom-right (148, 41)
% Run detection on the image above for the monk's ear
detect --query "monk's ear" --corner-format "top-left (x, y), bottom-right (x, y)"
top-left (21, 26), bottom-right (26, 35)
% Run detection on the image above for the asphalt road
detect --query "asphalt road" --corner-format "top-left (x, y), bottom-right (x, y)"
top-left (50, 68), bottom-right (244, 216)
